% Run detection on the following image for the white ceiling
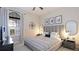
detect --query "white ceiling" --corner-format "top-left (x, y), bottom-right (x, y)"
top-left (7, 7), bottom-right (61, 16)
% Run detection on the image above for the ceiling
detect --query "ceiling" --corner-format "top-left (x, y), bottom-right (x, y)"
top-left (7, 7), bottom-right (61, 16)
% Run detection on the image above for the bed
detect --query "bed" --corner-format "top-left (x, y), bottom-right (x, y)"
top-left (24, 32), bottom-right (62, 51)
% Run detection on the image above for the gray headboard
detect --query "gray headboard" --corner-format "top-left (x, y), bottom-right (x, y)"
top-left (43, 25), bottom-right (64, 33)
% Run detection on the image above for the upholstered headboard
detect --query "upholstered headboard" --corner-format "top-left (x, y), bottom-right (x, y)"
top-left (43, 25), bottom-right (64, 33)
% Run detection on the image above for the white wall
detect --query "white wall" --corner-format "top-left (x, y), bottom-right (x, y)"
top-left (23, 12), bottom-right (40, 38)
top-left (40, 7), bottom-right (79, 44)
top-left (40, 8), bottom-right (79, 24)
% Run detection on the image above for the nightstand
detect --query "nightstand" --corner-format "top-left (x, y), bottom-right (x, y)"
top-left (62, 39), bottom-right (75, 50)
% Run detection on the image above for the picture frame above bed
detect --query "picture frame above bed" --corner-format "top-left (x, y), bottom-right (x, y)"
top-left (44, 15), bottom-right (62, 26)
top-left (44, 18), bottom-right (50, 25)
top-left (55, 15), bottom-right (62, 24)
top-left (50, 17), bottom-right (55, 24)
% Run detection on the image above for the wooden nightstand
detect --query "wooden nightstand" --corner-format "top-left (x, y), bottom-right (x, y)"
top-left (62, 39), bottom-right (75, 50)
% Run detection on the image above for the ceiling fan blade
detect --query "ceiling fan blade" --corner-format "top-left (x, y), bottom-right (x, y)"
top-left (32, 7), bottom-right (36, 11)
top-left (39, 7), bottom-right (43, 10)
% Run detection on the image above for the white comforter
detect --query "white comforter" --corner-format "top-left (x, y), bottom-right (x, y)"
top-left (24, 36), bottom-right (61, 51)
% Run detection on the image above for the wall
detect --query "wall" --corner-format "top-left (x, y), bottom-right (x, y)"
top-left (40, 7), bottom-right (79, 44)
top-left (23, 12), bottom-right (40, 38)
top-left (0, 8), bottom-right (1, 26)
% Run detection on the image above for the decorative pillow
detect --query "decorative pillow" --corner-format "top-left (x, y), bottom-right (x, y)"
top-left (42, 32), bottom-right (49, 36)
top-left (45, 33), bottom-right (50, 37)
top-left (43, 32), bottom-right (50, 37)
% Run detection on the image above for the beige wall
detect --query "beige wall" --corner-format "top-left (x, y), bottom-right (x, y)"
top-left (40, 7), bottom-right (79, 44)
top-left (23, 12), bottom-right (40, 38)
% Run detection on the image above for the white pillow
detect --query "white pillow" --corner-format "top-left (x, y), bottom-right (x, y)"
top-left (50, 32), bottom-right (60, 38)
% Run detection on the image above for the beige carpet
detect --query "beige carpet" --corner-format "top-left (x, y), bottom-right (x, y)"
top-left (14, 43), bottom-right (73, 51)
top-left (57, 47), bottom-right (73, 51)
top-left (14, 43), bottom-right (31, 51)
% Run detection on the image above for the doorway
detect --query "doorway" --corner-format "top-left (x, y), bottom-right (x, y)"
top-left (8, 11), bottom-right (21, 44)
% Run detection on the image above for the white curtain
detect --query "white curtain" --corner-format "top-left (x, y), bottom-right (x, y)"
top-left (0, 8), bottom-right (9, 43)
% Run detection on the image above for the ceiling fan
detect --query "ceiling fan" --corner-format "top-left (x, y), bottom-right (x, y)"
top-left (32, 7), bottom-right (43, 11)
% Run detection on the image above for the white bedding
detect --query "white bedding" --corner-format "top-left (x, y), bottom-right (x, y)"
top-left (24, 36), bottom-right (62, 51)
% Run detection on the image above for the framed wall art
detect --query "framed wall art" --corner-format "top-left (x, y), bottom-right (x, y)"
top-left (44, 18), bottom-right (50, 25)
top-left (29, 22), bottom-right (35, 29)
top-left (55, 15), bottom-right (62, 24)
top-left (50, 17), bottom-right (55, 24)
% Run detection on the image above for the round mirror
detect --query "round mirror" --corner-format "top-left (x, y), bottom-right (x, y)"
top-left (66, 20), bottom-right (78, 36)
